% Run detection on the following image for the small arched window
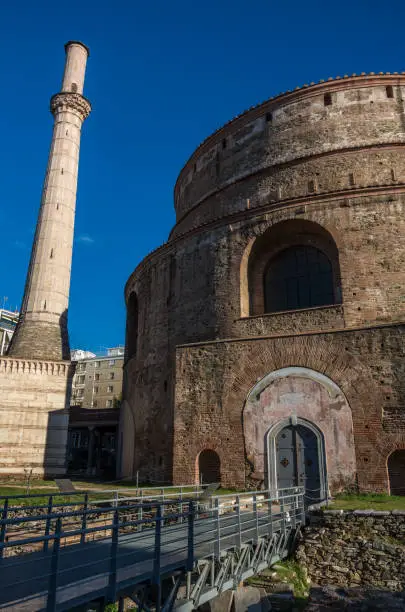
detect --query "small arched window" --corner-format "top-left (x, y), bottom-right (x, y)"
top-left (264, 245), bottom-right (335, 313)
top-left (388, 449), bottom-right (405, 495)
top-left (198, 450), bottom-right (221, 484)
top-left (126, 292), bottom-right (139, 361)
top-left (71, 82), bottom-right (78, 93)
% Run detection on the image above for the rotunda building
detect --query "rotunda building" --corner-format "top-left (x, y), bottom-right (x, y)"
top-left (120, 74), bottom-right (405, 499)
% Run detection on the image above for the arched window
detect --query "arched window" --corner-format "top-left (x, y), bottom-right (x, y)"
top-left (388, 450), bottom-right (405, 495)
top-left (264, 245), bottom-right (335, 313)
top-left (197, 449), bottom-right (221, 484)
top-left (125, 292), bottom-right (139, 361)
top-left (242, 219), bottom-right (342, 317)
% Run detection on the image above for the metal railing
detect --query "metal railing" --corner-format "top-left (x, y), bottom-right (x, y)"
top-left (0, 486), bottom-right (305, 612)
top-left (0, 483), bottom-right (204, 510)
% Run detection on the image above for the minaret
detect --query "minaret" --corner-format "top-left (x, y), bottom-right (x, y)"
top-left (8, 41), bottom-right (91, 361)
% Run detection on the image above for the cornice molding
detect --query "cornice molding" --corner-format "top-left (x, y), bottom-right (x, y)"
top-left (50, 92), bottom-right (92, 121)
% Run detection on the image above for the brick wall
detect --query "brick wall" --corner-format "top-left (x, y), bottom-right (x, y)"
top-left (173, 325), bottom-right (405, 491)
top-left (120, 76), bottom-right (405, 489)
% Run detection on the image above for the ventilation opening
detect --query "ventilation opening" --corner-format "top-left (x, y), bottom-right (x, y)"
top-left (265, 112), bottom-right (273, 123)
top-left (43, 301), bottom-right (47, 310)
top-left (386, 85), bottom-right (394, 99)
top-left (349, 173), bottom-right (355, 186)
top-left (222, 138), bottom-right (227, 150)
top-left (71, 82), bottom-right (78, 93)
top-left (391, 168), bottom-right (397, 181)
top-left (308, 179), bottom-right (316, 193)
top-left (324, 93), bottom-right (332, 106)
top-left (50, 249), bottom-right (54, 259)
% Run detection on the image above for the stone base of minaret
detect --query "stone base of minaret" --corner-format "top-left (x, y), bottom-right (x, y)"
top-left (0, 356), bottom-right (74, 476)
top-left (9, 317), bottom-right (70, 361)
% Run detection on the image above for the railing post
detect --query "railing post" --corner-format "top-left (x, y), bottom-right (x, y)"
top-left (236, 495), bottom-right (242, 549)
top-left (153, 504), bottom-right (162, 612)
top-left (107, 509), bottom-right (119, 603)
top-left (267, 491), bottom-right (273, 538)
top-left (280, 495), bottom-right (287, 541)
top-left (138, 489), bottom-right (143, 532)
top-left (290, 491), bottom-right (297, 530)
top-left (180, 487), bottom-right (183, 524)
top-left (187, 500), bottom-right (194, 571)
top-left (253, 493), bottom-right (259, 543)
top-left (81, 492), bottom-right (89, 545)
top-left (46, 517), bottom-right (62, 612)
top-left (43, 495), bottom-right (53, 552)
top-left (0, 498), bottom-right (8, 560)
top-left (214, 498), bottom-right (220, 558)
top-left (300, 489), bottom-right (306, 526)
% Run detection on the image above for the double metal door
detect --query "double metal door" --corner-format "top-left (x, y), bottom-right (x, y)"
top-left (276, 424), bottom-right (321, 503)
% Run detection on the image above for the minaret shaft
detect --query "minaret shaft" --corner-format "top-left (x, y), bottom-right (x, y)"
top-left (8, 42), bottom-right (91, 361)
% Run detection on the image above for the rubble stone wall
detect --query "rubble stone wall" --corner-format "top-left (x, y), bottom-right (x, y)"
top-left (296, 510), bottom-right (405, 590)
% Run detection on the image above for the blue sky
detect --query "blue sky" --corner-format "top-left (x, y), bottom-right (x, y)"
top-left (2, 0), bottom-right (405, 353)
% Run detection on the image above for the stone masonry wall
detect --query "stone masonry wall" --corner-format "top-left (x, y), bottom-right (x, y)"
top-left (0, 357), bottom-right (74, 476)
top-left (296, 510), bottom-right (405, 591)
top-left (174, 76), bottom-right (405, 227)
top-left (121, 75), bottom-right (405, 485)
top-left (173, 324), bottom-right (405, 491)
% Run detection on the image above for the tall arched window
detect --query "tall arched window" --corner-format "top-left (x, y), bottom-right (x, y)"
top-left (264, 245), bottom-right (335, 313)
top-left (126, 292), bottom-right (139, 361)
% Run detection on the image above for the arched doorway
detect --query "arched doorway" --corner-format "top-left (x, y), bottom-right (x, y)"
top-left (388, 450), bottom-right (405, 495)
top-left (198, 449), bottom-right (221, 484)
top-left (243, 367), bottom-right (355, 496)
top-left (267, 418), bottom-right (327, 505)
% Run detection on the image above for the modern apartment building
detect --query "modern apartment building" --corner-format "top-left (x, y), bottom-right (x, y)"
top-left (71, 347), bottom-right (124, 409)
top-left (0, 309), bottom-right (19, 355)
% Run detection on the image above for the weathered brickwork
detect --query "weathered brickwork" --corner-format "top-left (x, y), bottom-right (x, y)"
top-left (121, 75), bottom-right (405, 493)
top-left (172, 326), bottom-right (405, 490)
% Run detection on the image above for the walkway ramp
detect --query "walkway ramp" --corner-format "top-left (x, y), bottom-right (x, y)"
top-left (0, 487), bottom-right (304, 611)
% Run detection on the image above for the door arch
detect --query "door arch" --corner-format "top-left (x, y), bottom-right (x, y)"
top-left (197, 449), bottom-right (221, 484)
top-left (388, 450), bottom-right (405, 495)
top-left (266, 417), bottom-right (327, 504)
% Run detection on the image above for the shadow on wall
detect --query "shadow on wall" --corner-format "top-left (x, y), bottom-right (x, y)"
top-left (305, 586), bottom-right (405, 610)
top-left (43, 355), bottom-right (73, 477)
top-left (60, 309), bottom-right (71, 361)
top-left (43, 408), bottom-right (70, 477)
top-left (42, 309), bottom-right (72, 475)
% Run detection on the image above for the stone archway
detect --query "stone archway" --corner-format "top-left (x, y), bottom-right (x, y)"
top-left (243, 366), bottom-right (356, 494)
top-left (197, 449), bottom-right (221, 484)
top-left (388, 450), bottom-right (405, 495)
